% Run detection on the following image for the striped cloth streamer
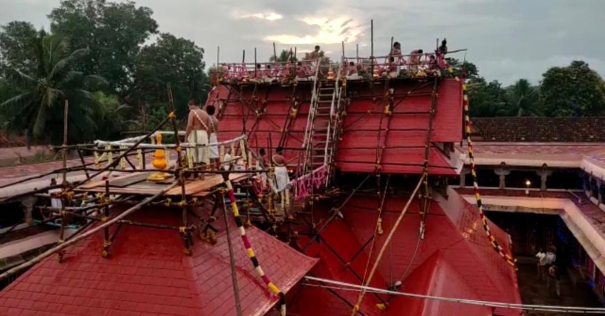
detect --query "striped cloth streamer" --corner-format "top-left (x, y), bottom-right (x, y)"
top-left (225, 180), bottom-right (287, 315)
top-left (453, 67), bottom-right (517, 268)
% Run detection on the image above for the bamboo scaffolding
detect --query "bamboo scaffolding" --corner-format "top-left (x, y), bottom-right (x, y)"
top-left (0, 181), bottom-right (179, 280)
top-left (350, 174), bottom-right (425, 314)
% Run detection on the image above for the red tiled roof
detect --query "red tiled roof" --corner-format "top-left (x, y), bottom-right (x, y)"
top-left (386, 251), bottom-right (492, 316)
top-left (290, 190), bottom-right (521, 316)
top-left (458, 142), bottom-right (605, 167)
top-left (0, 208), bottom-right (318, 316)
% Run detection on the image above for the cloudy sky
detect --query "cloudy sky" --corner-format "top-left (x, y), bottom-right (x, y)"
top-left (2, 0), bottom-right (604, 85)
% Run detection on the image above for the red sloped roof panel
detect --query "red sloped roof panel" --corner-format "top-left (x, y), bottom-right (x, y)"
top-left (0, 208), bottom-right (318, 316)
top-left (386, 251), bottom-right (492, 316)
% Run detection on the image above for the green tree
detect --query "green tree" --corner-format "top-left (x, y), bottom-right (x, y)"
top-left (504, 79), bottom-right (541, 116)
top-left (48, 0), bottom-right (158, 94)
top-left (540, 61), bottom-right (605, 117)
top-left (132, 33), bottom-right (208, 120)
top-left (467, 77), bottom-right (508, 117)
top-left (0, 21), bottom-right (39, 77)
top-left (269, 49), bottom-right (298, 63)
top-left (0, 32), bottom-right (106, 146)
top-left (92, 91), bottom-right (134, 140)
top-left (445, 58), bottom-right (479, 81)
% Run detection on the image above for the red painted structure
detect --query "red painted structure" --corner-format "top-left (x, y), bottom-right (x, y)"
top-left (0, 70), bottom-right (521, 316)
top-left (0, 209), bottom-right (317, 315)
top-left (212, 78), bottom-right (461, 175)
top-left (289, 190), bottom-right (521, 316)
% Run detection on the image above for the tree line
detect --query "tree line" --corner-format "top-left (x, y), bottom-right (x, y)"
top-left (1, 0), bottom-right (605, 148)
top-left (448, 59), bottom-right (605, 117)
top-left (0, 0), bottom-right (209, 147)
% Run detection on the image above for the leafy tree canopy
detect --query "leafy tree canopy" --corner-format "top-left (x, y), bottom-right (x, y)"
top-left (133, 33), bottom-right (208, 120)
top-left (540, 60), bottom-right (605, 117)
top-left (0, 21), bottom-right (39, 77)
top-left (0, 32), bottom-right (106, 146)
top-left (48, 0), bottom-right (158, 94)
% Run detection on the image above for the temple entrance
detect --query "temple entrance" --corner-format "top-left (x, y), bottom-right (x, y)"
top-left (485, 211), bottom-right (604, 314)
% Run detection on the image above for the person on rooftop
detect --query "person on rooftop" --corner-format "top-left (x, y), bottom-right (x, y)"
top-left (409, 49), bottom-right (423, 74)
top-left (309, 45), bottom-right (321, 71)
top-left (206, 104), bottom-right (219, 170)
top-left (263, 64), bottom-right (276, 83)
top-left (272, 147), bottom-right (290, 191)
top-left (346, 61), bottom-right (360, 80)
top-left (185, 98), bottom-right (210, 171)
top-left (390, 42), bottom-right (403, 61)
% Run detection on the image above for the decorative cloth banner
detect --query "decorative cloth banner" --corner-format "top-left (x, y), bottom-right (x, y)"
top-left (224, 179), bottom-right (286, 315)
top-left (290, 165), bottom-right (327, 200)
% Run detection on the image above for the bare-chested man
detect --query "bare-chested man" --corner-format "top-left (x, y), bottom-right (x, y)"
top-left (185, 98), bottom-right (211, 168)
top-left (206, 104), bottom-right (220, 170)
top-left (272, 147), bottom-right (290, 191)
top-left (309, 45), bottom-right (321, 71)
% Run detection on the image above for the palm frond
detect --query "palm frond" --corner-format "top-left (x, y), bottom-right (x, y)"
top-left (0, 92), bottom-right (35, 110)
top-left (84, 74), bottom-right (108, 88)
top-left (49, 48), bottom-right (90, 84)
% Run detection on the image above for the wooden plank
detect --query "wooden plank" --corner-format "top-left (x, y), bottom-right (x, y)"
top-left (107, 172), bottom-right (153, 188)
top-left (75, 173), bottom-right (252, 197)
top-left (79, 172), bottom-right (145, 189)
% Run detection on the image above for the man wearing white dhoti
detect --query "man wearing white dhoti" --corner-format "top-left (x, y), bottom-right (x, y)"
top-left (49, 178), bottom-right (61, 209)
top-left (185, 98), bottom-right (210, 167)
top-left (272, 147), bottom-right (290, 191)
top-left (206, 104), bottom-right (220, 170)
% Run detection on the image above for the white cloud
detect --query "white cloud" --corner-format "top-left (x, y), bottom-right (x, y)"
top-left (264, 16), bottom-right (362, 45)
top-left (232, 11), bottom-right (283, 21)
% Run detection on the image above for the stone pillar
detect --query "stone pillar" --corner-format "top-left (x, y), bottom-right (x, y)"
top-left (21, 196), bottom-right (37, 226)
top-left (598, 180), bottom-right (602, 204)
top-left (460, 168), bottom-right (470, 188)
top-left (536, 170), bottom-right (552, 192)
top-left (494, 168), bottom-right (510, 190)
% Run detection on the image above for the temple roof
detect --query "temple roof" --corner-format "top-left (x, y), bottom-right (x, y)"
top-left (0, 208), bottom-right (318, 315)
top-left (289, 189), bottom-right (521, 316)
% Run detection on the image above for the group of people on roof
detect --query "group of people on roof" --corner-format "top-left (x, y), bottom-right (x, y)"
top-left (185, 99), bottom-right (290, 190)
top-left (216, 39), bottom-right (450, 83)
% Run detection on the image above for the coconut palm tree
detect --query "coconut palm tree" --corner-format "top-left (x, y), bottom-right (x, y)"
top-left (505, 79), bottom-right (541, 116)
top-left (0, 30), bottom-right (106, 147)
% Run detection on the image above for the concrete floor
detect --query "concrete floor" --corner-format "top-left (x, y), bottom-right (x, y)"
top-left (517, 263), bottom-right (603, 315)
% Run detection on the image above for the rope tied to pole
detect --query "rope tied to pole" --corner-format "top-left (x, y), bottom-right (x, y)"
top-left (452, 67), bottom-right (517, 268)
top-left (224, 176), bottom-right (286, 315)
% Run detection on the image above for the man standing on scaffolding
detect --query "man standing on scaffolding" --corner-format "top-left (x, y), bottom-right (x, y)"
top-left (206, 104), bottom-right (220, 170)
top-left (185, 98), bottom-right (211, 174)
top-left (272, 147), bottom-right (290, 191)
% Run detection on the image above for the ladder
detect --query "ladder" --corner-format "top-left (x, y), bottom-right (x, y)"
top-left (324, 58), bottom-right (346, 184)
top-left (303, 62), bottom-right (342, 172)
top-left (300, 62), bottom-right (322, 174)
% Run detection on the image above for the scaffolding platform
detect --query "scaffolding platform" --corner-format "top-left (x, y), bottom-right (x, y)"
top-left (74, 172), bottom-right (252, 197)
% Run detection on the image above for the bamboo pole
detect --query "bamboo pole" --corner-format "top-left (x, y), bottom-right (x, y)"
top-left (217, 46), bottom-right (220, 66)
top-left (273, 42), bottom-right (277, 62)
top-left (167, 84), bottom-right (192, 253)
top-left (223, 196), bottom-right (243, 316)
top-left (254, 48), bottom-right (258, 78)
top-left (350, 174), bottom-right (426, 314)
top-left (62, 100), bottom-right (69, 185)
top-left (0, 181), bottom-right (179, 281)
